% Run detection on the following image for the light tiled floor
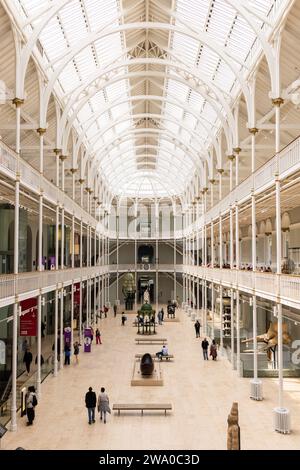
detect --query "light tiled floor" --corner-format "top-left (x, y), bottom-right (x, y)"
top-left (3, 307), bottom-right (300, 450)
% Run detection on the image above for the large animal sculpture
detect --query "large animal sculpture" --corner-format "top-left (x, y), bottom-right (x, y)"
top-left (242, 321), bottom-right (292, 361)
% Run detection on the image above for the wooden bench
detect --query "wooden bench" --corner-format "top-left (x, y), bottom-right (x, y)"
top-left (135, 354), bottom-right (174, 361)
top-left (113, 403), bottom-right (172, 416)
top-left (135, 337), bottom-right (167, 345)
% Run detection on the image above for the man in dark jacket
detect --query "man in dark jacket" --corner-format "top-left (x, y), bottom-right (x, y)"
top-left (85, 387), bottom-right (97, 424)
top-left (201, 338), bottom-right (209, 360)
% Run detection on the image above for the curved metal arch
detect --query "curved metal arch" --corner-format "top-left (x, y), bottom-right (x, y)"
top-left (102, 156), bottom-right (189, 185)
top-left (60, 61), bottom-right (234, 154)
top-left (63, 72), bottom-right (232, 159)
top-left (70, 93), bottom-right (226, 175)
top-left (59, 58), bottom-right (235, 138)
top-left (35, 22), bottom-right (251, 123)
top-left (102, 152), bottom-right (192, 188)
top-left (62, 68), bottom-right (233, 157)
top-left (18, 0), bottom-right (136, 95)
top-left (84, 111), bottom-right (210, 165)
top-left (98, 138), bottom-right (201, 179)
top-left (89, 126), bottom-right (206, 177)
top-left (89, 129), bottom-right (205, 193)
top-left (111, 171), bottom-right (179, 199)
top-left (68, 92), bottom-right (226, 169)
top-left (100, 144), bottom-right (194, 179)
top-left (83, 120), bottom-right (209, 179)
top-left (19, 0), bottom-right (276, 103)
top-left (154, 0), bottom-right (276, 93)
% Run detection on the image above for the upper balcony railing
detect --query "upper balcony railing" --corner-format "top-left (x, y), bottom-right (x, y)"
top-left (0, 265), bottom-right (108, 305)
top-left (109, 264), bottom-right (183, 273)
top-left (0, 139), bottom-right (106, 233)
top-left (185, 134), bottom-right (300, 236)
top-left (184, 264), bottom-right (300, 309)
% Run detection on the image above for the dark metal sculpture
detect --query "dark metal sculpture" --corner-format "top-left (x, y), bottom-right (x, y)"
top-left (140, 353), bottom-right (154, 376)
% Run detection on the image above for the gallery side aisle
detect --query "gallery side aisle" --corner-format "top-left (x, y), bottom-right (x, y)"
top-left (3, 307), bottom-right (300, 450)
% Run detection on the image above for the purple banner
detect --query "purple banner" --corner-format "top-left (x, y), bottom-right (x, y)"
top-left (84, 328), bottom-right (92, 352)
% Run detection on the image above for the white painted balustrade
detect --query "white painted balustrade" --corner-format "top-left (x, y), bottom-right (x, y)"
top-left (183, 265), bottom-right (300, 309)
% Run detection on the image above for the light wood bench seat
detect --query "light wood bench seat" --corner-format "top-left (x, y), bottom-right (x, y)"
top-left (135, 353), bottom-right (174, 361)
top-left (112, 403), bottom-right (172, 416)
top-left (135, 337), bottom-right (167, 344)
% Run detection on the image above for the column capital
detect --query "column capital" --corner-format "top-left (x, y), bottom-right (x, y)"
top-left (70, 167), bottom-right (78, 174)
top-left (233, 147), bottom-right (241, 154)
top-left (227, 154), bottom-right (235, 161)
top-left (53, 148), bottom-right (62, 155)
top-left (217, 168), bottom-right (224, 174)
top-left (15, 172), bottom-right (21, 182)
top-left (78, 178), bottom-right (85, 184)
top-left (59, 154), bottom-right (67, 161)
top-left (36, 127), bottom-right (47, 135)
top-left (248, 127), bottom-right (259, 135)
top-left (272, 97), bottom-right (284, 107)
top-left (209, 178), bottom-right (216, 185)
top-left (12, 97), bottom-right (24, 107)
top-left (201, 187), bottom-right (208, 194)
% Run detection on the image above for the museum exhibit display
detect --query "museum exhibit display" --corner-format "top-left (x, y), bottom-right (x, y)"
top-left (122, 272), bottom-right (136, 310)
top-left (136, 301), bottom-right (156, 335)
top-left (140, 353), bottom-right (154, 376)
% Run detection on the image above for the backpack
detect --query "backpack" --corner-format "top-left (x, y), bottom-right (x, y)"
top-left (32, 394), bottom-right (38, 407)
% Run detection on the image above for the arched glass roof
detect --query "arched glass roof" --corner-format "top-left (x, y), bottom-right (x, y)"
top-left (12, 0), bottom-right (278, 198)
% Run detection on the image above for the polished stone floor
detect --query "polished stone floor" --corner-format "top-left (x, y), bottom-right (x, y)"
top-left (3, 307), bottom-right (300, 450)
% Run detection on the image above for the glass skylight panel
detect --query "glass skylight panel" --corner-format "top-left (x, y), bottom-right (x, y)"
top-left (58, 62), bottom-right (80, 93)
top-left (85, 0), bottom-right (120, 31)
top-left (214, 61), bottom-right (236, 92)
top-left (175, 0), bottom-right (207, 32)
top-left (58, 2), bottom-right (88, 47)
top-left (166, 80), bottom-right (188, 104)
top-left (208, 2), bottom-right (237, 44)
top-left (94, 33), bottom-right (123, 69)
top-left (77, 102), bottom-right (93, 123)
top-left (171, 34), bottom-right (199, 69)
top-left (15, 0), bottom-right (279, 198)
top-left (38, 17), bottom-right (67, 63)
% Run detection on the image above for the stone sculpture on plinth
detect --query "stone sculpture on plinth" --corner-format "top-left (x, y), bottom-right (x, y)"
top-left (140, 353), bottom-right (154, 376)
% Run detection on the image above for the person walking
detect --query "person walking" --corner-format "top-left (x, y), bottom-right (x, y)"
top-left (201, 338), bottom-right (209, 360)
top-left (96, 328), bottom-right (102, 345)
top-left (113, 304), bottom-right (117, 317)
top-left (121, 312), bottom-right (127, 326)
top-left (85, 386), bottom-right (96, 425)
top-left (157, 310), bottom-right (162, 325)
top-left (194, 320), bottom-right (201, 338)
top-left (210, 339), bottom-right (218, 361)
top-left (23, 349), bottom-right (33, 375)
top-left (64, 343), bottom-right (71, 365)
top-left (161, 308), bottom-right (165, 322)
top-left (104, 305), bottom-right (108, 318)
top-left (97, 387), bottom-right (110, 423)
top-left (26, 385), bottom-right (37, 426)
top-left (73, 341), bottom-right (80, 364)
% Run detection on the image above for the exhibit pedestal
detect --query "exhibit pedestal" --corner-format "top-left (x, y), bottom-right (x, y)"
top-left (250, 378), bottom-right (263, 401)
top-left (131, 360), bottom-right (163, 386)
top-left (274, 407), bottom-right (291, 434)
